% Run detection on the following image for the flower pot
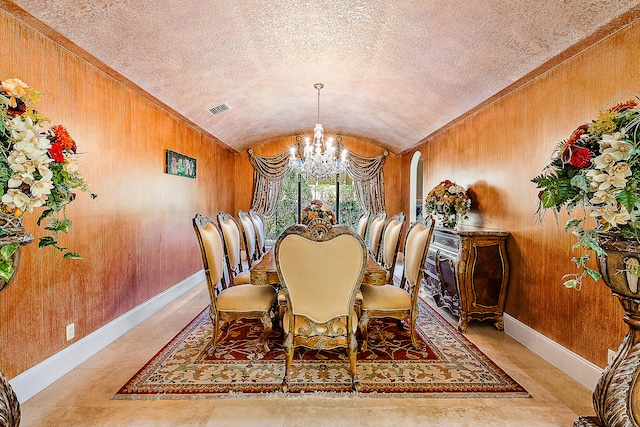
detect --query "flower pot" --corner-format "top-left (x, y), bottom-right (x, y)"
top-left (0, 212), bottom-right (34, 293)
top-left (0, 370), bottom-right (20, 427)
top-left (575, 232), bottom-right (640, 426)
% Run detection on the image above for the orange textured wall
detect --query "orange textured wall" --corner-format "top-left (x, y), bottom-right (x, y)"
top-left (234, 136), bottom-right (403, 216)
top-left (403, 19), bottom-right (640, 367)
top-left (0, 9), bottom-right (235, 377)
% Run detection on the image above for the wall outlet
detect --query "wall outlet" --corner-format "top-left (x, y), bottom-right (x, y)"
top-left (66, 323), bottom-right (75, 341)
top-left (608, 349), bottom-right (616, 364)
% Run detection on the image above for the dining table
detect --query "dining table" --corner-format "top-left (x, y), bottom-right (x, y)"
top-left (250, 247), bottom-right (388, 287)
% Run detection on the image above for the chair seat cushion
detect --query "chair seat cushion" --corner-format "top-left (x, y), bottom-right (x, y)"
top-left (232, 270), bottom-right (252, 285)
top-left (361, 284), bottom-right (411, 311)
top-left (218, 284), bottom-right (276, 311)
top-left (283, 311), bottom-right (358, 337)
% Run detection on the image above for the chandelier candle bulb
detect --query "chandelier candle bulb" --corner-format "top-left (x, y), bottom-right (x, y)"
top-left (289, 83), bottom-right (349, 179)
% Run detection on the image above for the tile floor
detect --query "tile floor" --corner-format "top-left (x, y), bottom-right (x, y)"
top-left (20, 282), bottom-right (595, 426)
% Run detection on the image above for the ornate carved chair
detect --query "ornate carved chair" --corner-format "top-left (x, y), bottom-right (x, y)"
top-left (359, 215), bottom-right (435, 352)
top-left (192, 214), bottom-right (276, 353)
top-left (238, 210), bottom-right (260, 265)
top-left (217, 212), bottom-right (252, 285)
top-left (367, 212), bottom-right (387, 261)
top-left (274, 219), bottom-right (367, 392)
top-left (355, 212), bottom-right (369, 239)
top-left (249, 209), bottom-right (267, 258)
top-left (378, 212), bottom-right (405, 285)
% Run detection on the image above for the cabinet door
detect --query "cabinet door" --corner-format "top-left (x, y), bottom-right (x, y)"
top-left (435, 252), bottom-right (461, 316)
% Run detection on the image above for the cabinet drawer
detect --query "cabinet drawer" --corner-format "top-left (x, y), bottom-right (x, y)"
top-left (433, 232), bottom-right (461, 252)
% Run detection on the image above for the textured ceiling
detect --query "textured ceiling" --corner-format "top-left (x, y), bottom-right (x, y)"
top-left (5, 0), bottom-right (640, 153)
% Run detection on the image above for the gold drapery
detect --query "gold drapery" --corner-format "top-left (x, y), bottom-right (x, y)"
top-left (248, 149), bottom-right (291, 216)
top-left (248, 148), bottom-right (387, 217)
top-left (346, 151), bottom-right (388, 216)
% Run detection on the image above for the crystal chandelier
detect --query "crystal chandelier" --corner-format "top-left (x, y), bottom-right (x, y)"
top-left (289, 83), bottom-right (349, 179)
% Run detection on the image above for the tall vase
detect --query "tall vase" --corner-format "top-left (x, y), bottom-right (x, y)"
top-left (575, 232), bottom-right (640, 427)
top-left (0, 211), bottom-right (33, 427)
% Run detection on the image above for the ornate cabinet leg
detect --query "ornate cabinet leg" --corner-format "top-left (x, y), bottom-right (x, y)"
top-left (0, 370), bottom-right (20, 427)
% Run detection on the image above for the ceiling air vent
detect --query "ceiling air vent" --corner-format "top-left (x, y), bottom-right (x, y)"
top-left (207, 103), bottom-right (230, 116)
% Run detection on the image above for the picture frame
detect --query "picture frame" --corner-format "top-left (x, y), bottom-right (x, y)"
top-left (165, 149), bottom-right (196, 179)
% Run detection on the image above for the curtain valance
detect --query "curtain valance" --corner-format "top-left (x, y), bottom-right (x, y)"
top-left (248, 148), bottom-right (387, 217)
top-left (248, 149), bottom-right (291, 216)
top-left (346, 151), bottom-right (388, 216)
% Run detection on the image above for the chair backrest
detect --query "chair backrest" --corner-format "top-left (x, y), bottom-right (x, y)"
top-left (238, 210), bottom-right (258, 264)
top-left (367, 212), bottom-right (387, 260)
top-left (400, 215), bottom-right (435, 307)
top-left (275, 220), bottom-right (367, 324)
top-left (192, 214), bottom-right (226, 302)
top-left (355, 212), bottom-right (369, 239)
top-left (249, 209), bottom-right (266, 257)
top-left (217, 212), bottom-right (245, 278)
top-left (380, 212), bottom-right (405, 275)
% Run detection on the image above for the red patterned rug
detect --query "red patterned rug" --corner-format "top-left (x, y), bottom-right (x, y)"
top-left (114, 297), bottom-right (529, 399)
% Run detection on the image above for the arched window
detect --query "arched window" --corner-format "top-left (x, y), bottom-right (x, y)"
top-left (263, 171), bottom-right (363, 245)
top-left (409, 151), bottom-right (423, 222)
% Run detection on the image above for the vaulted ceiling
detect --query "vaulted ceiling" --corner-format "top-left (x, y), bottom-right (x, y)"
top-left (5, 1), bottom-right (640, 154)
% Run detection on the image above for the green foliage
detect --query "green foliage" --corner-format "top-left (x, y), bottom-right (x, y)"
top-left (0, 243), bottom-right (19, 282)
top-left (263, 170), bottom-right (364, 244)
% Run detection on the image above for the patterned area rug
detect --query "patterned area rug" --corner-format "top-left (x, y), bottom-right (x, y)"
top-left (114, 297), bottom-right (529, 399)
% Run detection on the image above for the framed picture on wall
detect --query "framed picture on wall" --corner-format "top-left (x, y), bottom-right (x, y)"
top-left (165, 149), bottom-right (196, 179)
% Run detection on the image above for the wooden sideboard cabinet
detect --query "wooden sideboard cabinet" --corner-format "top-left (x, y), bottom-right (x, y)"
top-left (422, 224), bottom-right (510, 333)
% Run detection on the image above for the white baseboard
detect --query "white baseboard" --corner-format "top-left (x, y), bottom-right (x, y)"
top-left (504, 313), bottom-right (603, 391)
top-left (9, 270), bottom-right (204, 403)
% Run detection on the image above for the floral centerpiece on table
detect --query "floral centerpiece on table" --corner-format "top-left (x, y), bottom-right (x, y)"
top-left (300, 199), bottom-right (336, 225)
top-left (532, 97), bottom-right (640, 289)
top-left (424, 180), bottom-right (471, 228)
top-left (0, 77), bottom-right (96, 281)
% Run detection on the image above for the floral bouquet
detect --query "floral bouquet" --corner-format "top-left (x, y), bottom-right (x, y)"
top-left (532, 97), bottom-right (640, 289)
top-left (300, 199), bottom-right (336, 225)
top-left (0, 78), bottom-right (96, 280)
top-left (424, 180), bottom-right (471, 227)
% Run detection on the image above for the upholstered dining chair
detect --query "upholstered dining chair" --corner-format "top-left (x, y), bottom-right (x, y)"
top-left (217, 212), bottom-right (251, 285)
top-left (367, 212), bottom-right (387, 261)
top-left (355, 212), bottom-right (369, 239)
top-left (378, 212), bottom-right (405, 285)
top-left (238, 210), bottom-right (260, 265)
top-left (274, 219), bottom-right (367, 392)
top-left (192, 214), bottom-right (277, 353)
top-left (249, 209), bottom-right (267, 258)
top-left (359, 215), bottom-right (435, 352)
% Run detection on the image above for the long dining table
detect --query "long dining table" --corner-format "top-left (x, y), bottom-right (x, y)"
top-left (250, 247), bottom-right (388, 287)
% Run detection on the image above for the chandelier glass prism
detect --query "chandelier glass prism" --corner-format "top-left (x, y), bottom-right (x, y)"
top-left (289, 83), bottom-right (349, 178)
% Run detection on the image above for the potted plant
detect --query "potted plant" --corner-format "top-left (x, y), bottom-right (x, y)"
top-left (532, 97), bottom-right (640, 427)
top-left (0, 78), bottom-right (96, 288)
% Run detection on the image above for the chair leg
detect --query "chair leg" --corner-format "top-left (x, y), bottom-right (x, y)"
top-left (348, 332), bottom-right (359, 392)
top-left (209, 309), bottom-right (220, 356)
top-left (358, 311), bottom-right (370, 352)
top-left (409, 312), bottom-right (423, 350)
top-left (260, 312), bottom-right (272, 353)
top-left (282, 333), bottom-right (293, 392)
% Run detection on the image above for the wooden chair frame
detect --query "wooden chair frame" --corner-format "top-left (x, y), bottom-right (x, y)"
top-left (379, 212), bottom-right (405, 285)
top-left (192, 213), bottom-right (276, 353)
top-left (359, 215), bottom-right (435, 352)
top-left (274, 219), bottom-right (367, 392)
top-left (367, 212), bottom-right (387, 261)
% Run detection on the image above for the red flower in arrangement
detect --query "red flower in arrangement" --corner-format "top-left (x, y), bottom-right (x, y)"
top-left (50, 124), bottom-right (77, 152)
top-left (6, 97), bottom-right (26, 115)
top-left (561, 144), bottom-right (592, 168)
top-left (608, 99), bottom-right (637, 112)
top-left (48, 142), bottom-right (65, 163)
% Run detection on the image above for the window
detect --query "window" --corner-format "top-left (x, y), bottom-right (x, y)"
top-left (263, 170), bottom-right (363, 244)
